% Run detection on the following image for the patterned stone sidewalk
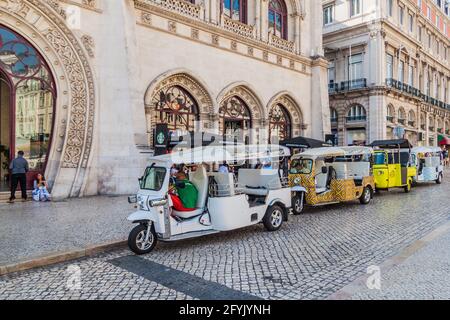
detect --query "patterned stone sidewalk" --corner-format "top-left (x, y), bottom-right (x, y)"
top-left (0, 196), bottom-right (133, 266)
top-left (0, 171), bottom-right (449, 300)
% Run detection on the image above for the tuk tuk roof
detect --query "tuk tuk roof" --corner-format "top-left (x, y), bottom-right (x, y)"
top-left (292, 146), bottom-right (373, 159)
top-left (370, 139), bottom-right (412, 149)
top-left (280, 136), bottom-right (332, 149)
top-left (149, 145), bottom-right (291, 166)
top-left (411, 146), bottom-right (442, 154)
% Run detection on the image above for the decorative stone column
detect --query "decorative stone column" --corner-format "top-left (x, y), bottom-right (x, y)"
top-left (310, 56), bottom-right (331, 140)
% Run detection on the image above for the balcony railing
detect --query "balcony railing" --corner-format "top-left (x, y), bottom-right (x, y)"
top-left (421, 124), bottom-right (426, 130)
top-left (429, 126), bottom-right (435, 131)
top-left (268, 33), bottom-right (294, 53)
top-left (386, 116), bottom-right (394, 122)
top-left (328, 82), bottom-right (339, 93)
top-left (408, 121), bottom-right (415, 127)
top-left (223, 16), bottom-right (255, 38)
top-left (398, 119), bottom-right (406, 125)
top-left (141, 0), bottom-right (201, 19)
top-left (386, 78), bottom-right (421, 97)
top-left (446, 129), bottom-right (450, 135)
top-left (346, 115), bottom-right (367, 122)
top-left (386, 78), bottom-right (450, 112)
top-left (340, 78), bottom-right (367, 91)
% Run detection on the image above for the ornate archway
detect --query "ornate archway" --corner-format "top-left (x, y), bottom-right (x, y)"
top-left (0, 1), bottom-right (96, 198)
top-left (144, 72), bottom-right (213, 144)
top-left (0, 23), bottom-right (56, 189)
top-left (267, 93), bottom-right (303, 138)
top-left (268, 104), bottom-right (291, 143)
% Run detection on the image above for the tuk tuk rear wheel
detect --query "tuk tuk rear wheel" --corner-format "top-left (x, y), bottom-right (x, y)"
top-left (359, 187), bottom-right (372, 205)
top-left (128, 224), bottom-right (157, 255)
top-left (263, 205), bottom-right (284, 232)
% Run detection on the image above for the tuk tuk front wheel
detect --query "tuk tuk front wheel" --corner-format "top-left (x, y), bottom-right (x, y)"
top-left (436, 174), bottom-right (443, 184)
top-left (404, 180), bottom-right (412, 193)
top-left (263, 205), bottom-right (284, 232)
top-left (292, 193), bottom-right (305, 215)
top-left (128, 223), bottom-right (157, 255)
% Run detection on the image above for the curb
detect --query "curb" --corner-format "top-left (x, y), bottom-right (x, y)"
top-left (327, 220), bottom-right (450, 300)
top-left (0, 240), bottom-right (127, 277)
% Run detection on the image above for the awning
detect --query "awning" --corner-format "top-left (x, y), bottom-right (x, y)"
top-left (370, 139), bottom-right (412, 149)
top-left (280, 136), bottom-right (332, 149)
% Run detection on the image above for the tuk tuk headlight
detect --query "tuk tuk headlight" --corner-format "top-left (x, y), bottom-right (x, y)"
top-left (294, 177), bottom-right (301, 185)
top-left (128, 195), bottom-right (137, 204)
top-left (378, 170), bottom-right (384, 176)
top-left (137, 195), bottom-right (146, 210)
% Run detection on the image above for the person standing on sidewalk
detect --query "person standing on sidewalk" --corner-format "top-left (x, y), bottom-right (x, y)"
top-left (9, 151), bottom-right (29, 203)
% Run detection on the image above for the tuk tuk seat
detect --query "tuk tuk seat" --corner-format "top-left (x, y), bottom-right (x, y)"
top-left (238, 169), bottom-right (281, 196)
top-left (174, 166), bottom-right (208, 219)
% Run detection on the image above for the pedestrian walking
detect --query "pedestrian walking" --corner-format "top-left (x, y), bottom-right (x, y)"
top-left (9, 150), bottom-right (29, 203)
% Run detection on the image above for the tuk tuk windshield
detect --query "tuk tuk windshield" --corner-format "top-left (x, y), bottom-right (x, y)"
top-left (373, 152), bottom-right (386, 165)
top-left (140, 166), bottom-right (166, 191)
top-left (290, 159), bottom-right (313, 174)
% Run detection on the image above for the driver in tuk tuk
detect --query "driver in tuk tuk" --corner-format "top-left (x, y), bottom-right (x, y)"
top-left (169, 172), bottom-right (199, 212)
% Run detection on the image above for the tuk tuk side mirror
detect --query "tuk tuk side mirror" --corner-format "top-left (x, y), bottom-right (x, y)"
top-left (321, 166), bottom-right (328, 174)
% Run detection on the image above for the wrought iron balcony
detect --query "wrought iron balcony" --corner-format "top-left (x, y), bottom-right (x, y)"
top-left (385, 78), bottom-right (421, 97)
top-left (328, 82), bottom-right (339, 93)
top-left (386, 116), bottom-right (394, 122)
top-left (386, 78), bottom-right (450, 111)
top-left (340, 78), bottom-right (367, 91)
top-left (408, 121), bottom-right (415, 127)
top-left (429, 126), bottom-right (435, 131)
top-left (398, 119), bottom-right (406, 125)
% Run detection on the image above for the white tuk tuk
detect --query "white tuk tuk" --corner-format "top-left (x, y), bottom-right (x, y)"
top-left (127, 145), bottom-right (292, 254)
top-left (411, 146), bottom-right (444, 184)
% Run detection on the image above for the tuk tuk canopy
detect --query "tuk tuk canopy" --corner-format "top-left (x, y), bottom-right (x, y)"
top-left (152, 145), bottom-right (291, 166)
top-left (370, 139), bottom-right (413, 149)
top-left (292, 146), bottom-right (373, 160)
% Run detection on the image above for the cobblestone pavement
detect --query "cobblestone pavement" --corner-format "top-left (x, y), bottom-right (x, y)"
top-left (0, 170), bottom-right (449, 300)
top-left (0, 196), bottom-right (132, 265)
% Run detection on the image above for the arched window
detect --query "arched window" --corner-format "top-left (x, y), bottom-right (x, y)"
top-left (437, 119), bottom-right (443, 132)
top-left (152, 85), bottom-right (199, 134)
top-left (398, 107), bottom-right (406, 124)
top-left (346, 105), bottom-right (366, 122)
top-left (222, 0), bottom-right (248, 24)
top-left (219, 96), bottom-right (251, 143)
top-left (0, 24), bottom-right (56, 189)
top-left (330, 107), bottom-right (338, 123)
top-left (387, 104), bottom-right (395, 122)
top-left (269, 104), bottom-right (291, 143)
top-left (408, 110), bottom-right (415, 126)
top-left (269, 0), bottom-right (288, 40)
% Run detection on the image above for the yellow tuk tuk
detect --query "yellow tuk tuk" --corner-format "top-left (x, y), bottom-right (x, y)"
top-left (289, 146), bottom-right (375, 214)
top-left (370, 139), bottom-right (417, 193)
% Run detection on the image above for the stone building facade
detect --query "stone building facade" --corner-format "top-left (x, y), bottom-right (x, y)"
top-left (323, 0), bottom-right (450, 146)
top-left (0, 0), bottom-right (329, 198)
